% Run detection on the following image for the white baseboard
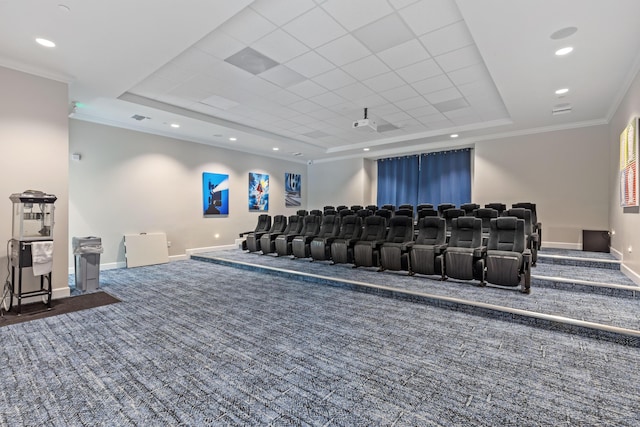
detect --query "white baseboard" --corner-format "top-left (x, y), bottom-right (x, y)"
top-left (610, 246), bottom-right (623, 260)
top-left (620, 263), bottom-right (640, 286)
top-left (542, 241), bottom-right (581, 250)
top-left (169, 254), bottom-right (189, 262)
top-left (187, 244), bottom-right (239, 256)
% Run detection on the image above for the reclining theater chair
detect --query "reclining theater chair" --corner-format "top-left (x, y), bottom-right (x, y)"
top-left (503, 207), bottom-right (538, 265)
top-left (329, 215), bottom-right (362, 264)
top-left (379, 216), bottom-right (415, 272)
top-left (353, 215), bottom-right (388, 268)
top-left (262, 215), bottom-right (301, 255)
top-left (474, 208), bottom-right (499, 245)
top-left (485, 217), bottom-right (531, 293)
top-left (285, 214), bottom-right (321, 257)
top-left (292, 214), bottom-right (334, 259)
top-left (460, 203), bottom-right (480, 216)
top-left (246, 215), bottom-right (286, 252)
top-left (512, 202), bottom-right (542, 249)
top-left (240, 214), bottom-right (271, 251)
top-left (309, 215), bottom-right (341, 261)
top-left (442, 217), bottom-right (485, 285)
top-left (409, 217), bottom-right (447, 277)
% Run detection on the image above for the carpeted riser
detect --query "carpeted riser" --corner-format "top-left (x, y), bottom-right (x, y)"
top-left (193, 256), bottom-right (640, 346)
top-left (533, 277), bottom-right (639, 298)
top-left (537, 256), bottom-right (620, 270)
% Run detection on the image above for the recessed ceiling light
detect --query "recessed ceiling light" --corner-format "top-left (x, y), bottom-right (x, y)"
top-left (555, 46), bottom-right (574, 56)
top-left (363, 148), bottom-right (370, 151)
top-left (450, 134), bottom-right (459, 138)
top-left (35, 38), bottom-right (56, 48)
top-left (170, 123), bottom-right (180, 128)
top-left (229, 137), bottom-right (237, 141)
top-left (555, 88), bottom-right (569, 95)
top-left (272, 147), bottom-right (279, 151)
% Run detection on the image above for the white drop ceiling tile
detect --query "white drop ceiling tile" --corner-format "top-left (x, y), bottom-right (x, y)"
top-left (396, 59), bottom-right (442, 84)
top-left (250, 0), bottom-right (316, 26)
top-left (406, 104), bottom-right (439, 118)
top-left (322, 0), bottom-right (394, 31)
top-left (324, 115), bottom-right (354, 127)
top-left (354, 93), bottom-right (388, 108)
top-left (333, 101), bottom-right (361, 114)
top-left (271, 119), bottom-right (297, 129)
top-left (420, 21), bottom-right (473, 57)
top-left (434, 45), bottom-right (483, 73)
top-left (426, 119), bottom-right (454, 130)
top-left (200, 94), bottom-right (240, 110)
top-left (311, 108), bottom-right (340, 120)
top-left (353, 13), bottom-right (415, 53)
top-left (443, 106), bottom-right (475, 119)
top-left (259, 65), bottom-right (307, 88)
top-left (310, 91), bottom-right (346, 107)
top-left (130, 75), bottom-right (177, 97)
top-left (389, 0), bottom-right (419, 10)
top-left (333, 82), bottom-right (374, 100)
top-left (286, 50), bottom-right (335, 78)
top-left (412, 74), bottom-right (453, 95)
top-left (417, 112), bottom-right (446, 124)
top-left (289, 99), bottom-right (324, 113)
top-left (394, 96), bottom-right (428, 111)
top-left (377, 39), bottom-right (430, 69)
top-left (379, 84), bottom-right (418, 102)
top-left (252, 29), bottom-right (310, 63)
top-left (342, 55), bottom-right (390, 80)
top-left (288, 80), bottom-right (328, 98)
top-left (384, 111), bottom-right (412, 123)
top-left (398, 0), bottom-right (462, 36)
top-left (312, 68), bottom-right (357, 90)
top-left (271, 89), bottom-right (304, 106)
top-left (425, 87), bottom-right (463, 104)
top-left (283, 7), bottom-right (346, 48)
top-left (250, 111), bottom-right (283, 124)
top-left (373, 103), bottom-right (402, 116)
top-left (243, 77), bottom-right (282, 96)
top-left (289, 114), bottom-right (317, 125)
top-left (194, 32), bottom-right (246, 60)
top-left (290, 125), bottom-right (315, 134)
top-left (362, 72), bottom-right (405, 92)
top-left (219, 7), bottom-right (277, 45)
top-left (167, 74), bottom-right (216, 101)
top-left (316, 34), bottom-right (370, 67)
top-left (447, 63), bottom-right (490, 86)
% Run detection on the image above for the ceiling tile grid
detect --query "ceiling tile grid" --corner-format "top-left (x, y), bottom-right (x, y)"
top-left (129, 0), bottom-right (509, 156)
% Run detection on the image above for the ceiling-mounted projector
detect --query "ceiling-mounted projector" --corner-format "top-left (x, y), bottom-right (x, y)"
top-left (353, 107), bottom-right (377, 131)
top-left (352, 118), bottom-right (377, 131)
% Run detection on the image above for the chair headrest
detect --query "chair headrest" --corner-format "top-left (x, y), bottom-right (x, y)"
top-left (496, 216), bottom-right (518, 229)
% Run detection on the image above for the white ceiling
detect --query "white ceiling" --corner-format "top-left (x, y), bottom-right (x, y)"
top-left (2, 0), bottom-right (640, 163)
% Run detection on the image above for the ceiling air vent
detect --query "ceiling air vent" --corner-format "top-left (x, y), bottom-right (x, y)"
top-left (552, 103), bottom-right (572, 115)
top-left (131, 114), bottom-right (150, 121)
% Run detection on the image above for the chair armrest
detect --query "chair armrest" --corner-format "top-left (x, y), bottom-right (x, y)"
top-left (402, 241), bottom-right (415, 251)
top-left (473, 246), bottom-right (487, 258)
top-left (434, 244), bottom-right (448, 254)
top-left (238, 230), bottom-right (254, 237)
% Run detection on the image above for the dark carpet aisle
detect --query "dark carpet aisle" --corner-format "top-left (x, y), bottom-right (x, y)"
top-left (0, 259), bottom-right (637, 426)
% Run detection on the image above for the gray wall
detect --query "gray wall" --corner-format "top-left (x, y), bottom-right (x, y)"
top-left (608, 68), bottom-right (640, 280)
top-left (307, 157), bottom-right (375, 209)
top-left (69, 120), bottom-right (306, 268)
top-left (0, 66), bottom-right (70, 299)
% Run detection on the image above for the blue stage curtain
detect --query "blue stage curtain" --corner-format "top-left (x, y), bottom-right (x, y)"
top-left (376, 155), bottom-right (419, 208)
top-left (418, 149), bottom-right (471, 207)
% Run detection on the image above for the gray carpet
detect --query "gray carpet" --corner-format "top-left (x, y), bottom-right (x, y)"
top-left (200, 249), bottom-right (640, 333)
top-left (1, 260), bottom-right (638, 425)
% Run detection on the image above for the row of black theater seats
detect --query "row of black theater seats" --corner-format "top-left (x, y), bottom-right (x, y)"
top-left (240, 209), bottom-right (537, 294)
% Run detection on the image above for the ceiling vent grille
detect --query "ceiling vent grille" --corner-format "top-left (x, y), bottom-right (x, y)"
top-left (552, 103), bottom-right (572, 115)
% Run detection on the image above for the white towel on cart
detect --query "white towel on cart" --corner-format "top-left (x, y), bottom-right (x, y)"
top-left (31, 241), bottom-right (53, 276)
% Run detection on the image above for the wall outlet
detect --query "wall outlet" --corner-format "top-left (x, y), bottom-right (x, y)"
top-left (167, 241), bottom-right (171, 247)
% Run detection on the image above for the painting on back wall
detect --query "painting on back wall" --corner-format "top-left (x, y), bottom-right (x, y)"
top-left (202, 172), bottom-right (229, 216)
top-left (249, 172), bottom-right (269, 211)
top-left (285, 172), bottom-right (301, 207)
